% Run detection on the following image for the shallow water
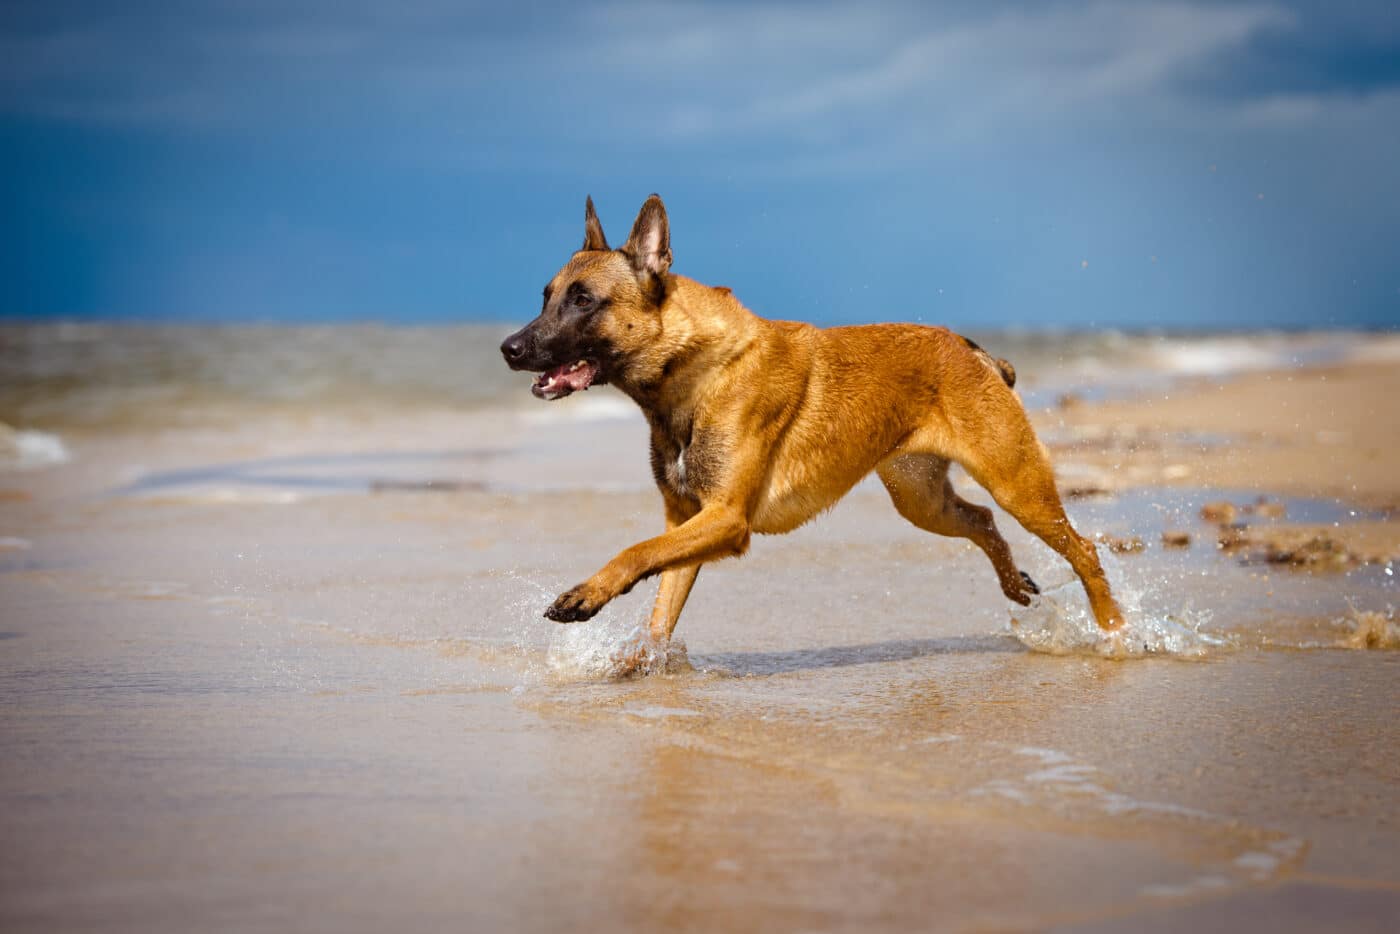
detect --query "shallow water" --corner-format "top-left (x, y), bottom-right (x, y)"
top-left (2, 334), bottom-right (1398, 931)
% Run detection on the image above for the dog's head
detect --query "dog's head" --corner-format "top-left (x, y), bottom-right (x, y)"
top-left (500, 195), bottom-right (672, 400)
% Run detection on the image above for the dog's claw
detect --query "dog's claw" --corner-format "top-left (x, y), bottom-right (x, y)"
top-left (545, 586), bottom-right (601, 623)
top-left (1002, 570), bottom-right (1040, 605)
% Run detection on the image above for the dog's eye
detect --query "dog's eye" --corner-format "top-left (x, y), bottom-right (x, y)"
top-left (573, 292), bottom-right (592, 308)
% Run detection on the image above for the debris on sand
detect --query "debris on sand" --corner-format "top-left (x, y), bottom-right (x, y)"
top-left (1192, 494), bottom-right (1394, 571)
top-left (1223, 523), bottom-right (1397, 571)
top-left (1256, 533), bottom-right (1352, 568)
top-left (1244, 496), bottom-right (1287, 519)
top-left (1200, 501), bottom-right (1238, 524)
top-left (1217, 524), bottom-right (1251, 552)
top-left (1161, 530), bottom-right (1192, 549)
top-left (1201, 496), bottom-right (1285, 525)
top-left (1056, 392), bottom-right (1084, 410)
top-left (1055, 462), bottom-right (1119, 500)
top-left (1095, 533), bottom-right (1146, 555)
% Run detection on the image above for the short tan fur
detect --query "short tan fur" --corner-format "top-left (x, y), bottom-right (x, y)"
top-left (500, 195), bottom-right (1124, 671)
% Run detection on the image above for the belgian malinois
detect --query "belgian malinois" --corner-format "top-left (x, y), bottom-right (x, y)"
top-left (501, 195), bottom-right (1124, 667)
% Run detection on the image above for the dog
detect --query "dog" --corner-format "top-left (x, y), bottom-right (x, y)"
top-left (501, 195), bottom-right (1124, 667)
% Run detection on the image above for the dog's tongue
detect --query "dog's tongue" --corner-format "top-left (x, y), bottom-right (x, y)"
top-left (532, 360), bottom-right (598, 400)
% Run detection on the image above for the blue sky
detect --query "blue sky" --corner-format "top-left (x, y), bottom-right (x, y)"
top-left (2, 0), bottom-right (1398, 329)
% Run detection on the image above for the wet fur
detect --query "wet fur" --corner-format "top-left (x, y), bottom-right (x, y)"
top-left (502, 196), bottom-right (1124, 663)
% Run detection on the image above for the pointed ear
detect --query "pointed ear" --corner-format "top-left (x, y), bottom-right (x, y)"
top-left (582, 195), bottom-right (609, 252)
top-left (621, 194), bottom-right (671, 278)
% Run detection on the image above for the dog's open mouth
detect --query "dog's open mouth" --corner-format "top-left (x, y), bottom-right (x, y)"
top-left (532, 359), bottom-right (599, 400)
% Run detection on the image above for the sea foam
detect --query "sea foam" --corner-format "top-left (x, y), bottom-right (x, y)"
top-left (0, 424), bottom-right (70, 471)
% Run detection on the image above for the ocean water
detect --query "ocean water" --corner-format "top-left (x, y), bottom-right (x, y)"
top-left (0, 322), bottom-right (1379, 430)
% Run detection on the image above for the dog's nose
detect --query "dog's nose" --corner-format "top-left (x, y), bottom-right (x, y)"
top-left (500, 336), bottom-right (527, 364)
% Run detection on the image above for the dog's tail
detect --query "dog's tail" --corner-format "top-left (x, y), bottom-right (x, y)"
top-left (993, 357), bottom-right (1016, 388)
top-left (961, 336), bottom-right (1017, 388)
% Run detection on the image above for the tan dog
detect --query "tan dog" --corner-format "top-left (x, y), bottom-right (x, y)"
top-left (501, 195), bottom-right (1124, 664)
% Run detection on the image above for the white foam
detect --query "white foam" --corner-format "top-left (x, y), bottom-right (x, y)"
top-left (1346, 333), bottom-right (1400, 365)
top-left (1149, 338), bottom-right (1293, 376)
top-left (1025, 764), bottom-right (1098, 785)
top-left (623, 704), bottom-right (703, 720)
top-left (522, 393), bottom-right (640, 425)
top-left (131, 487), bottom-right (304, 505)
top-left (0, 425), bottom-right (70, 471)
top-left (974, 742), bottom-right (1305, 896)
top-left (986, 745), bottom-right (1218, 823)
top-left (1009, 548), bottom-right (1225, 658)
top-left (969, 779), bottom-right (1032, 804)
top-left (1233, 839), bottom-right (1306, 880)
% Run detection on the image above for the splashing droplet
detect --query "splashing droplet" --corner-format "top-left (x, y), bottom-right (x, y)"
top-left (1009, 548), bottom-right (1225, 658)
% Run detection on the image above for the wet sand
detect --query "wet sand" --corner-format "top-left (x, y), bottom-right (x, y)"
top-left (1040, 355), bottom-right (1400, 510)
top-left (2, 348), bottom-right (1398, 932)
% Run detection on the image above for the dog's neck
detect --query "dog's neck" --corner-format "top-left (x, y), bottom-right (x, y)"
top-left (613, 275), bottom-right (760, 422)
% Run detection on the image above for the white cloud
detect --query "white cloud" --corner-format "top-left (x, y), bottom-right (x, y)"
top-left (4, 0), bottom-right (1392, 178)
top-left (632, 2), bottom-right (1297, 142)
top-left (1228, 86), bottom-right (1400, 130)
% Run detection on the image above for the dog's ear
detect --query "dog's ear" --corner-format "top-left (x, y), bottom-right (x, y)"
top-left (621, 194), bottom-right (671, 278)
top-left (582, 195), bottom-right (609, 252)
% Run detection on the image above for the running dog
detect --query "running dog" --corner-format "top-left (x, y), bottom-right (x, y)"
top-left (501, 195), bottom-right (1123, 666)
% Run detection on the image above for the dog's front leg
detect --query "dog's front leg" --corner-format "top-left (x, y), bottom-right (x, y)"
top-left (647, 497), bottom-right (702, 640)
top-left (648, 563), bottom-right (701, 641)
top-left (545, 504), bottom-right (749, 622)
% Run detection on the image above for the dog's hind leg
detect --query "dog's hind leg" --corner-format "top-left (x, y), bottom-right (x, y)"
top-left (877, 454), bottom-right (1040, 605)
top-left (948, 423), bottom-right (1124, 631)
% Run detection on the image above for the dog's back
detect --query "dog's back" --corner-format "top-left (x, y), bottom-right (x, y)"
top-left (716, 316), bottom-right (1028, 535)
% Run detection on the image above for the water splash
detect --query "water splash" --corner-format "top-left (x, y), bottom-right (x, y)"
top-left (485, 572), bottom-right (692, 683)
top-left (1334, 603), bottom-right (1398, 649)
top-left (1009, 547), bottom-right (1225, 658)
top-left (546, 616), bottom-right (689, 680)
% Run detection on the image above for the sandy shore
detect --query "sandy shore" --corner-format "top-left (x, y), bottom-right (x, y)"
top-left (1040, 358), bottom-right (1400, 505)
top-left (1037, 356), bottom-right (1400, 572)
top-left (2, 350), bottom-right (1397, 932)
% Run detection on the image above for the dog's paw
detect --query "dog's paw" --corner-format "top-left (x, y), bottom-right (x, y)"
top-left (1001, 570), bottom-right (1040, 606)
top-left (544, 583), bottom-right (606, 623)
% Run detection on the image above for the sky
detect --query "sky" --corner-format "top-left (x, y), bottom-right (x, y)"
top-left (2, 0), bottom-right (1398, 329)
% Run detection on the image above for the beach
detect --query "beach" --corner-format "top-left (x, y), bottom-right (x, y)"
top-left (1, 324), bottom-right (1397, 932)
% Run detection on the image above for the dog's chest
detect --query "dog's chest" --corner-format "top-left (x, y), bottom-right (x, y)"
top-left (665, 444), bottom-right (690, 494)
top-left (651, 419), bottom-right (710, 500)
